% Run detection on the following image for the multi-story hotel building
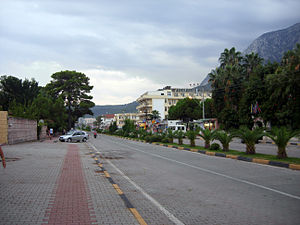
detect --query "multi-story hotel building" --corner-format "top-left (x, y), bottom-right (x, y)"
top-left (136, 86), bottom-right (211, 121)
top-left (114, 113), bottom-right (140, 128)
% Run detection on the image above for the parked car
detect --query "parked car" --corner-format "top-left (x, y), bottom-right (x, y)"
top-left (59, 130), bottom-right (89, 142)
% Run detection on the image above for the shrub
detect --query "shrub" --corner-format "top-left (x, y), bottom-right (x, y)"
top-left (145, 136), bottom-right (152, 143)
top-left (162, 138), bottom-right (169, 143)
top-left (210, 143), bottom-right (220, 150)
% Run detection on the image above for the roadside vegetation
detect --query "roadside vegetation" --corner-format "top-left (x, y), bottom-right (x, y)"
top-left (102, 120), bottom-right (300, 164)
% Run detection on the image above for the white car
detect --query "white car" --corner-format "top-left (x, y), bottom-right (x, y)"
top-left (59, 130), bottom-right (89, 142)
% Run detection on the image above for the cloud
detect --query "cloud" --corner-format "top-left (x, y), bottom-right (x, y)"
top-left (85, 69), bottom-right (161, 105)
top-left (0, 0), bottom-right (300, 106)
top-left (0, 61), bottom-right (64, 85)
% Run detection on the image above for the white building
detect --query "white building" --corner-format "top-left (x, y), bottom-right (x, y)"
top-left (114, 113), bottom-right (140, 128)
top-left (78, 117), bottom-right (96, 128)
top-left (100, 114), bottom-right (115, 130)
top-left (136, 86), bottom-right (211, 121)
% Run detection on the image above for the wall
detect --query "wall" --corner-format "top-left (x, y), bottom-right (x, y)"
top-left (39, 126), bottom-right (48, 140)
top-left (7, 116), bottom-right (37, 144)
top-left (0, 111), bottom-right (8, 145)
top-left (152, 99), bottom-right (165, 120)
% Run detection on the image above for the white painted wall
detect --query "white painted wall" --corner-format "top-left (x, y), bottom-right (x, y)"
top-left (152, 99), bottom-right (165, 120)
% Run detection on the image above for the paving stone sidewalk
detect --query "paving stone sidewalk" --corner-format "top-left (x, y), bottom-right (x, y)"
top-left (0, 141), bottom-right (138, 225)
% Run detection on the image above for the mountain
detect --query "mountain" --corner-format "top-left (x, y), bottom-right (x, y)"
top-left (243, 23), bottom-right (300, 62)
top-left (199, 23), bottom-right (300, 87)
top-left (90, 101), bottom-right (139, 117)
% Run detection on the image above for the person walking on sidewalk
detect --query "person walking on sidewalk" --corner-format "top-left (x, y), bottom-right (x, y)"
top-left (49, 128), bottom-right (53, 140)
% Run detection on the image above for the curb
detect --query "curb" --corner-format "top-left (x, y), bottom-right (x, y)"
top-left (161, 144), bottom-right (300, 170)
top-left (87, 146), bottom-right (147, 225)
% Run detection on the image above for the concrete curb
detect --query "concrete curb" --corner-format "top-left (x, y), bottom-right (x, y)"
top-left (161, 144), bottom-right (300, 170)
top-left (114, 136), bottom-right (300, 171)
top-left (87, 146), bottom-right (148, 225)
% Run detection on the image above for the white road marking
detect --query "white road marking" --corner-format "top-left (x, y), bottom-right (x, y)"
top-left (108, 137), bottom-right (300, 201)
top-left (88, 143), bottom-right (185, 225)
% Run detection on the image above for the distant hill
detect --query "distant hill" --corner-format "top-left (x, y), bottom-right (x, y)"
top-left (199, 23), bottom-right (300, 87)
top-left (90, 101), bottom-right (138, 117)
top-left (243, 23), bottom-right (300, 62)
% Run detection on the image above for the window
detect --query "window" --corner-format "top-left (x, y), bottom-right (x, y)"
top-left (167, 92), bottom-right (171, 96)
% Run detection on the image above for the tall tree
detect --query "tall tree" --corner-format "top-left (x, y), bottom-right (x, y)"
top-left (168, 97), bottom-right (201, 122)
top-left (0, 75), bottom-right (40, 111)
top-left (219, 47), bottom-right (242, 68)
top-left (45, 70), bottom-right (95, 129)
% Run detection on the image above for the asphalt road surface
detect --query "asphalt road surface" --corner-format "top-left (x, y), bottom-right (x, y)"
top-left (90, 134), bottom-right (300, 225)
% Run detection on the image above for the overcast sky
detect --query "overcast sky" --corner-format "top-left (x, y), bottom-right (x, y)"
top-left (1, 0), bottom-right (299, 105)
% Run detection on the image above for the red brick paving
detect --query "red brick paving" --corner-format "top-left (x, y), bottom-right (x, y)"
top-left (43, 144), bottom-right (96, 225)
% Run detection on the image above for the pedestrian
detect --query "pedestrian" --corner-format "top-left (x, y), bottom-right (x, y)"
top-left (49, 128), bottom-right (53, 140)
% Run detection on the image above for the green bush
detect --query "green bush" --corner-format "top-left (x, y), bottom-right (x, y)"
top-left (210, 143), bottom-right (220, 150)
top-left (145, 135), bottom-right (152, 143)
top-left (151, 134), bottom-right (163, 142)
top-left (162, 138), bottom-right (169, 143)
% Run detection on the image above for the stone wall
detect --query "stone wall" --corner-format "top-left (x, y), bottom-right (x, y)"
top-left (0, 111), bottom-right (8, 145)
top-left (7, 116), bottom-right (37, 144)
top-left (39, 126), bottom-right (48, 140)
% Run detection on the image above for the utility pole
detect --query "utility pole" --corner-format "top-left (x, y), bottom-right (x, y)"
top-left (202, 87), bottom-right (205, 120)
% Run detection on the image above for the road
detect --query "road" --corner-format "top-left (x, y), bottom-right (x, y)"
top-left (90, 134), bottom-right (300, 225)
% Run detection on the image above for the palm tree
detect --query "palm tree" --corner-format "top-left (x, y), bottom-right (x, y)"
top-left (166, 128), bottom-right (174, 144)
top-left (174, 130), bottom-right (184, 145)
top-left (265, 127), bottom-right (300, 158)
top-left (243, 52), bottom-right (263, 79)
top-left (186, 130), bottom-right (197, 147)
top-left (234, 126), bottom-right (264, 154)
top-left (219, 47), bottom-right (242, 68)
top-left (199, 128), bottom-right (216, 149)
top-left (150, 110), bottom-right (160, 120)
top-left (214, 130), bottom-right (235, 151)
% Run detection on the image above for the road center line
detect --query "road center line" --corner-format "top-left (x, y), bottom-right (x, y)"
top-left (88, 143), bottom-right (185, 225)
top-left (108, 138), bottom-right (300, 201)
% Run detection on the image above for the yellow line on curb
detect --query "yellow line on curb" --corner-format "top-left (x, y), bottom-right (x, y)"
top-left (129, 208), bottom-right (148, 225)
top-left (289, 164), bottom-right (300, 170)
top-left (226, 155), bottom-right (238, 159)
top-left (206, 151), bottom-right (215, 156)
top-left (252, 158), bottom-right (269, 164)
top-left (104, 171), bottom-right (110, 177)
top-left (112, 184), bottom-right (124, 194)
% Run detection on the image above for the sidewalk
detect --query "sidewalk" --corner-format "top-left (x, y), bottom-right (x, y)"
top-left (0, 141), bottom-right (138, 225)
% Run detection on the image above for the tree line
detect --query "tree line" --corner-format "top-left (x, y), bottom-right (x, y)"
top-left (0, 70), bottom-right (94, 133)
top-left (168, 44), bottom-right (300, 130)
